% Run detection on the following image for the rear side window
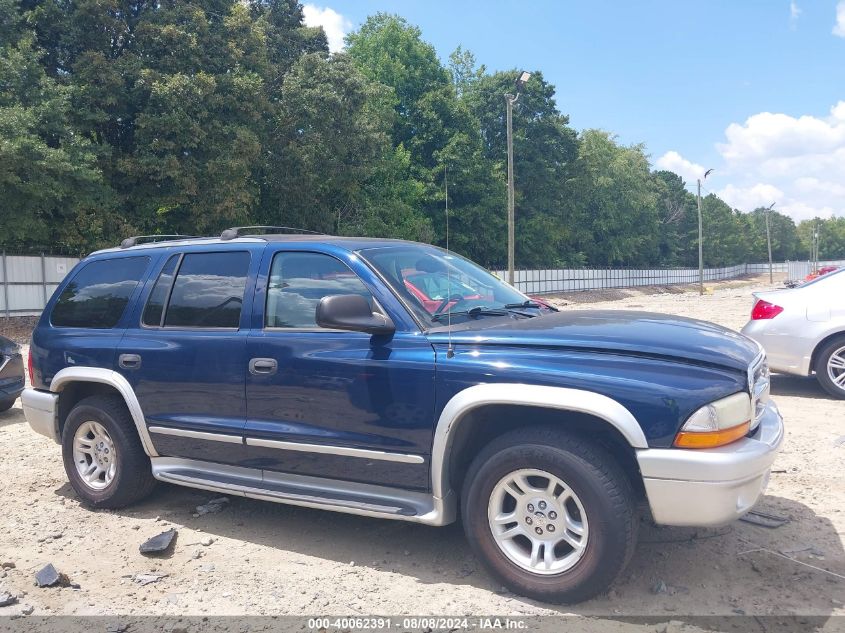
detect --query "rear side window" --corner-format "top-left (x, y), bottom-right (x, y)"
top-left (51, 257), bottom-right (149, 329)
top-left (266, 252), bottom-right (373, 328)
top-left (161, 252), bottom-right (250, 328)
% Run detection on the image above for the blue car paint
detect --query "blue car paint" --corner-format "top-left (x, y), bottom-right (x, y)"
top-left (30, 236), bottom-right (761, 492)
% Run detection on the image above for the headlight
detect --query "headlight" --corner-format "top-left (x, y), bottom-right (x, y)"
top-left (674, 392), bottom-right (752, 449)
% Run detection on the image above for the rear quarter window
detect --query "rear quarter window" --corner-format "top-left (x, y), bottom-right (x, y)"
top-left (50, 256), bottom-right (150, 329)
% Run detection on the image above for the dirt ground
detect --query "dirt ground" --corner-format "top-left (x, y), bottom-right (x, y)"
top-left (0, 275), bottom-right (843, 625)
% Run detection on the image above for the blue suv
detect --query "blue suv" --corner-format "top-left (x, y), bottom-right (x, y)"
top-left (22, 228), bottom-right (784, 603)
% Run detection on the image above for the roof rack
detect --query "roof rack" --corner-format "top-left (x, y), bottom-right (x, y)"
top-left (120, 235), bottom-right (201, 249)
top-left (220, 226), bottom-right (323, 240)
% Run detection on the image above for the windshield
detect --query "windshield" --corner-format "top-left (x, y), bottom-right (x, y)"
top-left (358, 244), bottom-right (539, 326)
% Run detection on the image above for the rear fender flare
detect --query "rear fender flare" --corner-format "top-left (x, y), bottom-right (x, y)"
top-left (50, 367), bottom-right (158, 457)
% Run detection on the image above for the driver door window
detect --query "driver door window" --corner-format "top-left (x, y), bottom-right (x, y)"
top-left (265, 252), bottom-right (374, 329)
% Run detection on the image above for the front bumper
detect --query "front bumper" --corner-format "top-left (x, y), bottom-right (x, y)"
top-left (637, 400), bottom-right (784, 527)
top-left (21, 388), bottom-right (60, 443)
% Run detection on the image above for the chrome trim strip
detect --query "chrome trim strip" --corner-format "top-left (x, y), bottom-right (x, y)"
top-left (50, 367), bottom-right (159, 457)
top-left (150, 457), bottom-right (453, 525)
top-left (244, 437), bottom-right (425, 464)
top-left (149, 426), bottom-right (243, 444)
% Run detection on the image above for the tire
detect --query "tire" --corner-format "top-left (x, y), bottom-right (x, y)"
top-left (61, 394), bottom-right (157, 508)
top-left (815, 337), bottom-right (845, 399)
top-left (461, 427), bottom-right (637, 603)
top-left (0, 397), bottom-right (15, 412)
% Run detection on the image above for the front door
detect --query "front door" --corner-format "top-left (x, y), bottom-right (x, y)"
top-left (119, 248), bottom-right (261, 464)
top-left (244, 249), bottom-right (435, 490)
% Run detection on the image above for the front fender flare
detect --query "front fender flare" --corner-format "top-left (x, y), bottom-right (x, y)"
top-left (50, 367), bottom-right (158, 457)
top-left (430, 383), bottom-right (647, 500)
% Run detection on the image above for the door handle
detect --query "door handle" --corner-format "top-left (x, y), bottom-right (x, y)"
top-left (119, 353), bottom-right (142, 370)
top-left (249, 358), bottom-right (278, 375)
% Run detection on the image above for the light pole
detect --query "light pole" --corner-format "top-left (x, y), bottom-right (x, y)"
top-left (505, 70), bottom-right (531, 285)
top-left (764, 202), bottom-right (776, 284)
top-left (697, 168), bottom-right (713, 295)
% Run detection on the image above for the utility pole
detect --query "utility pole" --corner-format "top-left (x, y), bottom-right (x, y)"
top-left (506, 93), bottom-right (515, 285)
top-left (765, 202), bottom-right (776, 284)
top-left (697, 169), bottom-right (713, 295)
top-left (505, 71), bottom-right (531, 285)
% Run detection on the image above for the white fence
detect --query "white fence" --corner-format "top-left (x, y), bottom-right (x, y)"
top-left (1, 254), bottom-right (843, 315)
top-left (495, 260), bottom-right (845, 295)
top-left (1, 253), bottom-right (81, 317)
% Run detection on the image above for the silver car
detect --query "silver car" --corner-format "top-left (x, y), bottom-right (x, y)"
top-left (741, 268), bottom-right (845, 398)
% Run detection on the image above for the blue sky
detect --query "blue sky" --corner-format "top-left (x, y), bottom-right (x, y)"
top-left (303, 1), bottom-right (845, 221)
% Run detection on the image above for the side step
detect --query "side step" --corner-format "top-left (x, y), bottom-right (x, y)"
top-left (150, 457), bottom-right (453, 525)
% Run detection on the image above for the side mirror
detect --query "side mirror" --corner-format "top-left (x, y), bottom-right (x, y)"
top-left (316, 295), bottom-right (395, 336)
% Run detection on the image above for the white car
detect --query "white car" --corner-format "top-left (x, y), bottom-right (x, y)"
top-left (741, 268), bottom-right (845, 398)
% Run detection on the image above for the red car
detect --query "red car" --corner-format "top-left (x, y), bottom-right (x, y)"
top-left (403, 270), bottom-right (554, 314)
top-left (403, 271), bottom-right (484, 313)
top-left (804, 265), bottom-right (841, 283)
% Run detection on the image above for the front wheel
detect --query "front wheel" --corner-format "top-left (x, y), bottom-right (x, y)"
top-left (0, 397), bottom-right (15, 412)
top-left (461, 427), bottom-right (637, 603)
top-left (815, 337), bottom-right (845, 399)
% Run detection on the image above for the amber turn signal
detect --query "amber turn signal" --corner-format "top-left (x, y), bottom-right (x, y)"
top-left (673, 421), bottom-right (751, 449)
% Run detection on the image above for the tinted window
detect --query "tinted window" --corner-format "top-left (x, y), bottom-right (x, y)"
top-left (51, 257), bottom-right (149, 329)
top-left (142, 255), bottom-right (180, 326)
top-left (266, 252), bottom-right (373, 328)
top-left (164, 252), bottom-right (249, 328)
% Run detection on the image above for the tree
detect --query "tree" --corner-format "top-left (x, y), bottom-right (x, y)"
top-left (569, 130), bottom-right (659, 266)
top-left (0, 1), bottom-right (114, 253)
top-left (346, 13), bottom-right (449, 150)
top-left (448, 46), bottom-right (485, 98)
top-left (256, 52), bottom-right (399, 234)
top-left (465, 70), bottom-right (581, 267)
top-left (650, 170), bottom-right (697, 266)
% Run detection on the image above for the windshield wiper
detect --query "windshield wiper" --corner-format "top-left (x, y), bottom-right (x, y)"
top-left (431, 306), bottom-right (510, 323)
top-left (504, 300), bottom-right (542, 309)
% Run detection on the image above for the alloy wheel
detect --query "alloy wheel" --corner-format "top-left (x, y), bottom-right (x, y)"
top-left (487, 468), bottom-right (589, 575)
top-left (72, 421), bottom-right (117, 490)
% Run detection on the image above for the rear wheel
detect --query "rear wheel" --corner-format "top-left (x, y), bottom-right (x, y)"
top-left (461, 427), bottom-right (637, 603)
top-left (61, 394), bottom-right (156, 508)
top-left (815, 337), bottom-right (845, 399)
top-left (0, 397), bottom-right (15, 412)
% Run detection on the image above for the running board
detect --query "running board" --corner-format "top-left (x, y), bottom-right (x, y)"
top-left (150, 457), bottom-right (454, 526)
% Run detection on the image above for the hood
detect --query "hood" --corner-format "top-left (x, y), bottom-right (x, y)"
top-left (428, 310), bottom-right (760, 372)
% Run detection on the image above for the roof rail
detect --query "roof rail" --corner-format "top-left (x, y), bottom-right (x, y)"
top-left (220, 226), bottom-right (323, 240)
top-left (120, 235), bottom-right (201, 249)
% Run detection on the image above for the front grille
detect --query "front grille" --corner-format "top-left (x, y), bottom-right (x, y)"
top-left (748, 351), bottom-right (770, 432)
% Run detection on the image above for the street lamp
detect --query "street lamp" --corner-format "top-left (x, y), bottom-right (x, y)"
top-left (764, 202), bottom-right (776, 284)
top-left (505, 70), bottom-right (531, 285)
top-left (697, 168), bottom-right (713, 295)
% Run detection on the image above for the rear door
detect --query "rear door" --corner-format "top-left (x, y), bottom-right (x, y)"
top-left (119, 245), bottom-right (263, 464)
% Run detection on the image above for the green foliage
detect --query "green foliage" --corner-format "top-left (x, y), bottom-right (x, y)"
top-left (0, 3), bottom-right (824, 267)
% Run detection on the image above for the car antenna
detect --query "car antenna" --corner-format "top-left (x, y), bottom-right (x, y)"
top-left (445, 163), bottom-right (454, 359)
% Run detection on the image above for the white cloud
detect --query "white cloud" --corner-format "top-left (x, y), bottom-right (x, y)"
top-left (660, 101), bottom-right (845, 222)
top-left (790, 1), bottom-right (801, 26)
top-left (835, 1), bottom-right (845, 37)
top-left (717, 183), bottom-right (784, 211)
top-left (302, 4), bottom-right (352, 53)
top-left (655, 150), bottom-right (706, 183)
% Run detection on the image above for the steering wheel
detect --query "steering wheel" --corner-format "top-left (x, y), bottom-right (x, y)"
top-left (434, 293), bottom-right (469, 316)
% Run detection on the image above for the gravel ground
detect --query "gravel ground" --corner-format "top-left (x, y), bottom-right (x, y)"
top-left (0, 277), bottom-right (843, 625)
